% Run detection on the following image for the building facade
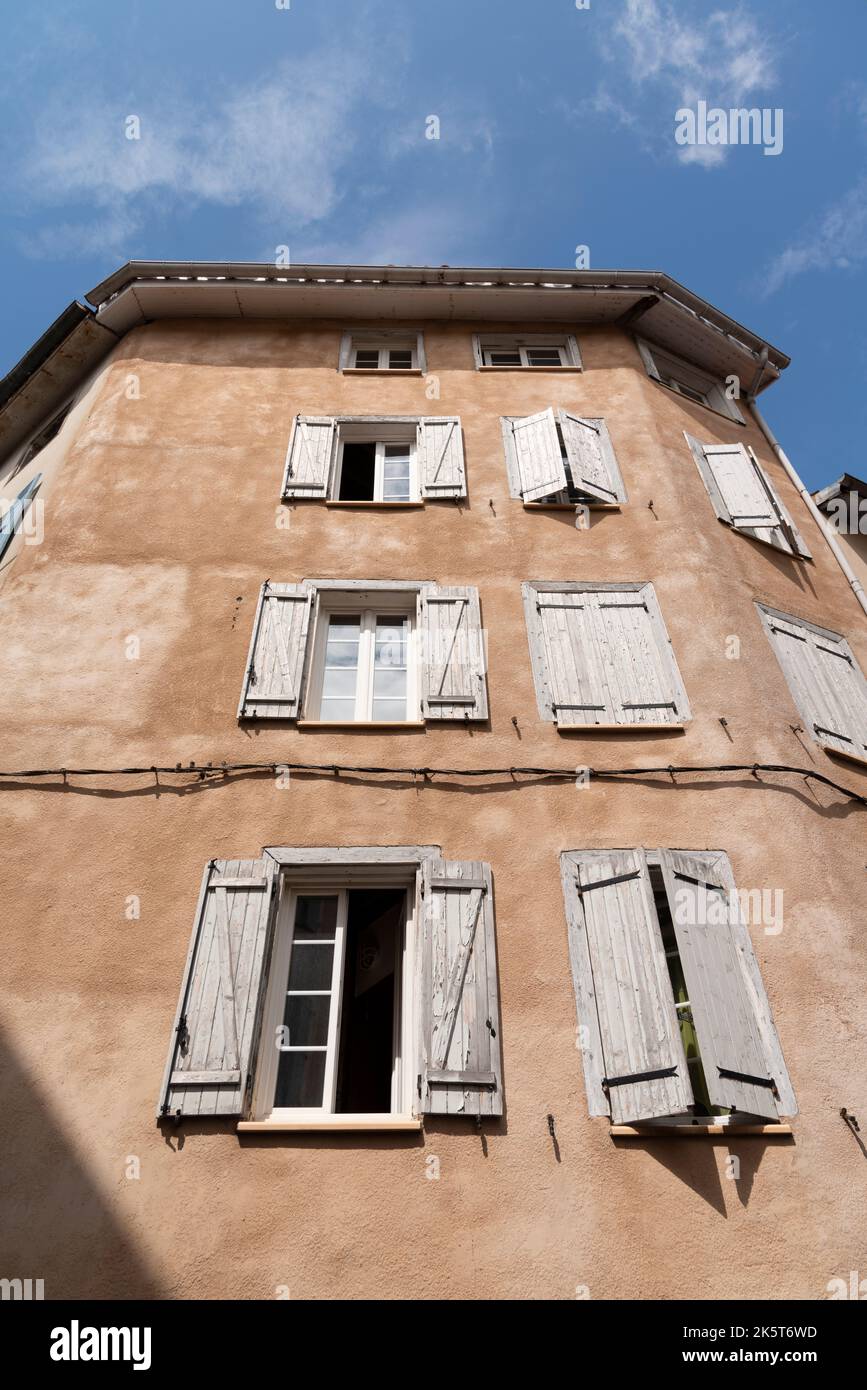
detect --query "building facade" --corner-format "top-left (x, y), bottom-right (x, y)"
top-left (1, 264), bottom-right (865, 1301)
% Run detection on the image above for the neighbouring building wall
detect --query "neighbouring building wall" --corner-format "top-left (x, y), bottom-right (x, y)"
top-left (1, 316), bottom-right (865, 1300)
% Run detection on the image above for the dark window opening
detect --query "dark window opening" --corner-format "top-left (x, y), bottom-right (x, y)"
top-left (12, 406), bottom-right (71, 479)
top-left (388, 349), bottom-right (413, 369)
top-left (339, 441), bottom-right (377, 500)
top-left (535, 424), bottom-right (595, 504)
top-left (354, 349), bottom-right (380, 368)
top-left (335, 889), bottom-right (404, 1113)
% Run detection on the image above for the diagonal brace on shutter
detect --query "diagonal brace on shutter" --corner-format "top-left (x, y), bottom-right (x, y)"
top-left (431, 886), bottom-right (486, 1072)
top-left (427, 420), bottom-right (457, 486)
top-left (426, 596), bottom-right (476, 704)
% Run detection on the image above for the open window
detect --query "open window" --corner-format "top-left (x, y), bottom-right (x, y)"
top-left (473, 333), bottom-right (582, 370)
top-left (523, 581), bottom-right (690, 730)
top-left (502, 408), bottom-right (626, 506)
top-left (282, 415), bottom-right (466, 502)
top-left (7, 403), bottom-right (72, 481)
top-left (157, 850), bottom-right (504, 1129)
top-left (685, 434), bottom-right (811, 558)
top-left (561, 848), bottom-right (797, 1132)
top-left (636, 338), bottom-right (745, 423)
top-left (339, 331), bottom-right (426, 373)
top-left (238, 580), bottom-right (488, 724)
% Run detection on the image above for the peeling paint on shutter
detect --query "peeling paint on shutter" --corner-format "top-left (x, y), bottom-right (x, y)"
top-left (561, 850), bottom-right (693, 1124)
top-left (758, 604), bottom-right (867, 761)
top-left (685, 435), bottom-right (811, 558)
top-left (506, 408), bottom-right (567, 501)
top-left (418, 859), bottom-right (502, 1117)
top-left (558, 411), bottom-right (626, 504)
top-left (420, 585), bottom-right (488, 721)
top-left (282, 416), bottom-right (336, 498)
top-left (158, 857), bottom-right (280, 1118)
top-left (418, 417), bottom-right (466, 498)
top-left (238, 582), bottom-right (313, 720)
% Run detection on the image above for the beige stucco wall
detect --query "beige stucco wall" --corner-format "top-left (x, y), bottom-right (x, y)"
top-left (1, 317), bottom-right (865, 1300)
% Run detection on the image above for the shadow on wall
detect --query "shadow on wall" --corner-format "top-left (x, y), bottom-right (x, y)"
top-left (0, 1022), bottom-right (164, 1300)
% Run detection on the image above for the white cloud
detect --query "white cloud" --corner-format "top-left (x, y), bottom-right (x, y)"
top-left (761, 178), bottom-right (867, 296)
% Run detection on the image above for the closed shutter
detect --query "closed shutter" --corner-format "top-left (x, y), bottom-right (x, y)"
top-left (561, 850), bottom-right (692, 1124)
top-left (238, 582), bottom-right (313, 720)
top-left (419, 585), bottom-right (488, 721)
top-left (507, 408), bottom-right (567, 501)
top-left (158, 857), bottom-right (279, 1118)
top-left (529, 584), bottom-right (689, 727)
top-left (282, 416), bottom-right (336, 498)
top-left (759, 606), bottom-right (867, 762)
top-left (660, 850), bottom-right (796, 1118)
top-left (686, 435), bottom-right (810, 558)
top-left (0, 473), bottom-right (42, 562)
top-left (558, 411), bottom-right (626, 504)
top-left (418, 417), bottom-right (466, 498)
top-left (418, 859), bottom-right (503, 1117)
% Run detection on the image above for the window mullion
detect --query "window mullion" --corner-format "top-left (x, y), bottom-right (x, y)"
top-left (324, 890), bottom-right (349, 1113)
top-left (358, 611), bottom-right (375, 719)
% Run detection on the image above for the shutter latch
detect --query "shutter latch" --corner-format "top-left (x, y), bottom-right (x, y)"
top-left (176, 1013), bottom-right (189, 1052)
top-left (486, 1017), bottom-right (497, 1039)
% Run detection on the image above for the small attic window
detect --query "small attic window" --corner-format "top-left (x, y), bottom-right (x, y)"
top-left (12, 404), bottom-right (71, 478)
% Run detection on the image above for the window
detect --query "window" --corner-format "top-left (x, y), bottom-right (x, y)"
top-left (9, 404), bottom-right (71, 479)
top-left (757, 604), bottom-right (867, 768)
top-left (473, 333), bottom-right (582, 370)
top-left (0, 473), bottom-right (43, 563)
top-left (502, 408), bottom-right (626, 505)
top-left (157, 850), bottom-right (504, 1128)
top-left (684, 434), bottom-right (810, 558)
top-left (238, 580), bottom-right (489, 724)
top-left (561, 848), bottom-right (797, 1129)
top-left (339, 331), bottom-right (425, 373)
top-left (523, 581), bottom-right (690, 729)
top-left (282, 415), bottom-right (466, 501)
top-left (636, 338), bottom-right (745, 423)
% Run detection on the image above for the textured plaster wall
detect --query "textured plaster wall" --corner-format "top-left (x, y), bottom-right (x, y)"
top-left (0, 317), bottom-right (865, 1301)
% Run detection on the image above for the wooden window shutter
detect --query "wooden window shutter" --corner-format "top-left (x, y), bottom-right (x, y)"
top-left (158, 857), bottom-right (280, 1119)
top-left (0, 473), bottom-right (42, 562)
top-left (420, 585), bottom-right (488, 721)
top-left (685, 435), bottom-right (811, 558)
top-left (471, 334), bottom-right (484, 369)
top-left (238, 582), bottom-right (313, 720)
top-left (565, 334), bottom-right (583, 368)
top-left (507, 407), bottom-right (567, 501)
top-left (558, 411), bottom-right (627, 504)
top-left (659, 850), bottom-right (796, 1118)
top-left (635, 337), bottom-right (661, 381)
top-left (338, 333), bottom-right (353, 371)
top-left (281, 416), bottom-right (336, 498)
top-left (561, 850), bottom-right (693, 1123)
top-left (758, 606), bottom-right (867, 763)
top-left (417, 859), bottom-right (503, 1117)
top-left (418, 417), bottom-right (466, 498)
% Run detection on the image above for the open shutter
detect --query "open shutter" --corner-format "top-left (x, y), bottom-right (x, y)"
top-left (660, 850), bottom-right (795, 1119)
top-left (558, 412), bottom-right (626, 504)
top-left (561, 850), bottom-right (692, 1124)
top-left (158, 857), bottom-right (279, 1118)
top-left (685, 435), bottom-right (810, 558)
top-left (418, 859), bottom-right (502, 1117)
top-left (238, 582), bottom-right (313, 719)
top-left (0, 473), bottom-right (42, 562)
top-left (420, 585), bottom-right (488, 721)
top-left (508, 408), bottom-right (567, 501)
top-left (759, 608), bottom-right (867, 762)
top-left (282, 416), bottom-right (335, 498)
top-left (418, 417), bottom-right (466, 499)
top-left (636, 338), bottom-right (661, 381)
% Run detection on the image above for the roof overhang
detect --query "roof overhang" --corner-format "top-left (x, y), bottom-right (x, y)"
top-left (1, 262), bottom-right (790, 456)
top-left (813, 474), bottom-right (867, 508)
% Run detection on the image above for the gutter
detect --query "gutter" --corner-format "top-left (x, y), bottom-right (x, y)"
top-left (748, 396), bottom-right (867, 621)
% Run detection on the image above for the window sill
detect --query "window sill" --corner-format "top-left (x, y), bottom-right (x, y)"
top-left (298, 720), bottom-right (425, 729)
top-left (341, 369), bottom-right (423, 376)
top-left (556, 722), bottom-right (686, 733)
top-left (238, 1115), bottom-right (422, 1132)
top-left (523, 501), bottom-right (621, 511)
top-left (611, 1123), bottom-right (792, 1138)
top-left (324, 500), bottom-right (423, 509)
top-left (477, 364), bottom-right (583, 372)
top-left (821, 743), bottom-right (867, 771)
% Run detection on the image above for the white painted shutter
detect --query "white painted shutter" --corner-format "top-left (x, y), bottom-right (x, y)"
top-left (0, 473), bottom-right (42, 562)
top-left (420, 585), bottom-right (488, 721)
top-left (760, 608), bottom-right (867, 761)
top-left (509, 408), bottom-right (567, 501)
top-left (636, 337), bottom-right (661, 381)
top-left (238, 582), bottom-right (313, 719)
top-left (282, 416), bottom-right (336, 498)
top-left (686, 436), bottom-right (810, 558)
top-left (660, 850), bottom-right (796, 1118)
top-left (418, 859), bottom-right (502, 1117)
top-left (158, 857), bottom-right (279, 1118)
top-left (558, 411), bottom-right (626, 503)
top-left (338, 333), bottom-right (353, 371)
top-left (418, 417), bottom-right (466, 498)
top-left (532, 585), bottom-right (689, 727)
top-left (561, 850), bottom-right (693, 1124)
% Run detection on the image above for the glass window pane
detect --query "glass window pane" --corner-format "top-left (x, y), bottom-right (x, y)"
top-left (287, 942), bottom-right (334, 991)
top-left (282, 994), bottom-right (332, 1047)
top-left (388, 350), bottom-right (413, 368)
top-left (374, 667), bottom-right (408, 699)
top-left (323, 642), bottom-right (359, 667)
top-left (527, 347), bottom-right (564, 366)
top-left (372, 698), bottom-right (408, 722)
top-left (354, 350), bottom-right (379, 368)
top-left (274, 1050), bottom-right (327, 1108)
top-left (383, 459), bottom-right (410, 477)
top-left (327, 616), bottom-right (361, 642)
top-left (375, 620), bottom-right (407, 668)
top-left (320, 698), bottom-right (356, 721)
top-left (293, 896), bottom-right (338, 940)
top-left (383, 481), bottom-right (411, 500)
top-left (322, 667), bottom-right (358, 699)
top-left (487, 350), bottom-right (521, 365)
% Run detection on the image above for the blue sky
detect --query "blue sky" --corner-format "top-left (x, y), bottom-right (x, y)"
top-left (2, 0), bottom-right (866, 489)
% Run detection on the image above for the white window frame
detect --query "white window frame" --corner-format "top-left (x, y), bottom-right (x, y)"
top-left (340, 331), bottom-right (425, 374)
top-left (636, 337), bottom-right (744, 423)
top-left (305, 591), bottom-right (420, 724)
top-left (251, 879), bottom-right (417, 1124)
top-left (333, 426), bottom-right (420, 503)
top-left (474, 333), bottom-right (582, 370)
